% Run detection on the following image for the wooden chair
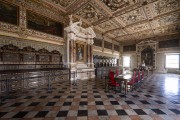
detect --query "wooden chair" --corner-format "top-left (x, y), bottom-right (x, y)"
top-left (108, 72), bottom-right (121, 93)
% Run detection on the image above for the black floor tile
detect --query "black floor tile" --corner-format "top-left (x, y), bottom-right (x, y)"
top-left (93, 91), bottom-right (98, 93)
top-left (79, 102), bottom-right (87, 105)
top-left (110, 101), bottom-right (119, 105)
top-left (29, 102), bottom-right (40, 106)
top-left (119, 95), bottom-right (126, 98)
top-left (144, 95), bottom-right (152, 97)
top-left (140, 100), bottom-right (150, 104)
top-left (154, 100), bottom-right (165, 104)
top-left (107, 95), bottom-right (114, 98)
top-left (56, 111), bottom-right (68, 117)
top-left (133, 109), bottom-right (147, 115)
top-left (81, 95), bottom-right (87, 98)
top-left (94, 95), bottom-right (101, 98)
top-left (13, 111), bottom-right (28, 118)
top-left (34, 111), bottom-right (49, 117)
top-left (116, 110), bottom-right (127, 115)
top-left (46, 102), bottom-right (56, 106)
top-left (11, 102), bottom-right (23, 107)
top-left (169, 109), bottom-right (180, 114)
top-left (53, 96), bottom-right (61, 98)
top-left (58, 91), bottom-right (64, 93)
top-left (78, 110), bottom-right (88, 116)
top-left (152, 109), bottom-right (166, 114)
top-left (0, 112), bottom-right (8, 118)
top-left (125, 101), bottom-right (134, 104)
top-left (24, 96), bottom-right (33, 99)
top-left (97, 110), bottom-right (108, 116)
top-left (67, 95), bottom-right (74, 98)
top-left (95, 101), bottom-right (104, 105)
top-left (82, 91), bottom-right (87, 93)
top-left (132, 95), bottom-right (139, 97)
top-left (39, 96), bottom-right (47, 99)
top-left (63, 102), bottom-right (72, 106)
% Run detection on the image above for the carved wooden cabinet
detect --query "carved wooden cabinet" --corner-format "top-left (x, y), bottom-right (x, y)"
top-left (0, 44), bottom-right (69, 102)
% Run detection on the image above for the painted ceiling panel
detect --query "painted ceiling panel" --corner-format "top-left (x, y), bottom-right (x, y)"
top-left (44, 0), bottom-right (180, 43)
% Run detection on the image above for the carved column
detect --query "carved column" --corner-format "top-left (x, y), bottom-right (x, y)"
top-left (87, 44), bottom-right (90, 67)
top-left (90, 44), bottom-right (94, 68)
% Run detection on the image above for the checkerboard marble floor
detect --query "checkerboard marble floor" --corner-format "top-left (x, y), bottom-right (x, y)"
top-left (0, 74), bottom-right (180, 120)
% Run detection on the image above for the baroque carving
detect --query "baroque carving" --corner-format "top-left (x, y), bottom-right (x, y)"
top-left (96, 19), bottom-right (119, 31)
top-left (75, 3), bottom-right (106, 23)
top-left (154, 0), bottom-right (180, 15)
top-left (117, 8), bottom-right (146, 25)
top-left (100, 0), bottom-right (138, 12)
top-left (47, 0), bottom-right (77, 8)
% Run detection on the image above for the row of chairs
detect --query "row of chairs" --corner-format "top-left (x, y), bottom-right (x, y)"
top-left (107, 69), bottom-right (145, 93)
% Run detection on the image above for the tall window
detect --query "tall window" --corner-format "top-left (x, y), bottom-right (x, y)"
top-left (165, 54), bottom-right (179, 69)
top-left (123, 56), bottom-right (130, 67)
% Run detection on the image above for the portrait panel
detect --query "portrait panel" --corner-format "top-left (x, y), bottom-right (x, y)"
top-left (0, 1), bottom-right (19, 25)
top-left (76, 43), bottom-right (86, 62)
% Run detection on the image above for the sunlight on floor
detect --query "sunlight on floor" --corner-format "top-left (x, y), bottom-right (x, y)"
top-left (164, 76), bottom-right (179, 95)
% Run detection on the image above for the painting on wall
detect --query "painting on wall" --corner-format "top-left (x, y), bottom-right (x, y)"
top-left (123, 44), bottom-right (136, 52)
top-left (104, 41), bottom-right (112, 49)
top-left (27, 11), bottom-right (64, 37)
top-left (0, 1), bottom-right (19, 25)
top-left (141, 47), bottom-right (153, 66)
top-left (159, 39), bottom-right (179, 48)
top-left (76, 43), bottom-right (86, 62)
top-left (93, 38), bottom-right (102, 47)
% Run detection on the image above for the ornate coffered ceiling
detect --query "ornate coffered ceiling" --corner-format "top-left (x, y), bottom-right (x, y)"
top-left (44, 0), bottom-right (180, 44)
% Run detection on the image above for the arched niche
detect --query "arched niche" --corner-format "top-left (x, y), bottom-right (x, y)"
top-left (136, 40), bottom-right (158, 69)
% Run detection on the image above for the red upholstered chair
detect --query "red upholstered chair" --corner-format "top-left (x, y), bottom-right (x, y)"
top-left (127, 71), bottom-right (136, 91)
top-left (115, 69), bottom-right (119, 77)
top-left (108, 71), bottom-right (121, 93)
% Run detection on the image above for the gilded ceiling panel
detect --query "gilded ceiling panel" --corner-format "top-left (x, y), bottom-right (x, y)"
top-left (75, 3), bottom-right (107, 23)
top-left (116, 35), bottom-right (132, 41)
top-left (47, 0), bottom-right (77, 8)
top-left (153, 0), bottom-right (180, 16)
top-left (151, 12), bottom-right (180, 28)
top-left (154, 24), bottom-right (180, 36)
top-left (127, 23), bottom-right (151, 32)
top-left (137, 30), bottom-right (154, 39)
top-left (100, 0), bottom-right (138, 12)
top-left (116, 8), bottom-right (146, 25)
top-left (108, 29), bottom-right (126, 37)
top-left (96, 19), bottom-right (119, 31)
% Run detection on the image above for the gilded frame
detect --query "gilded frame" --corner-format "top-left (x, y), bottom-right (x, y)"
top-left (76, 42), bottom-right (86, 63)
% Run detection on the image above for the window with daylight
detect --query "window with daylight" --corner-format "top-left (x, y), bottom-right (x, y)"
top-left (123, 56), bottom-right (130, 67)
top-left (165, 54), bottom-right (179, 69)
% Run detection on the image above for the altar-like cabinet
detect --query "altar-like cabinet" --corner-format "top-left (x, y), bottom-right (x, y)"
top-left (65, 15), bottom-right (96, 80)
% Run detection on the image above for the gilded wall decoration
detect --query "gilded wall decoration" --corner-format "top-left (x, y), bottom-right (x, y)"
top-left (100, 0), bottom-right (138, 12)
top-left (0, 1), bottom-right (19, 25)
top-left (117, 8), bottom-right (146, 25)
top-left (75, 3), bottom-right (106, 23)
top-left (154, 0), bottom-right (180, 15)
top-left (0, 36), bottom-right (64, 54)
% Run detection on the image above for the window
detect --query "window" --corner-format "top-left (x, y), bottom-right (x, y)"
top-left (123, 56), bottom-right (130, 67)
top-left (165, 54), bottom-right (179, 69)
